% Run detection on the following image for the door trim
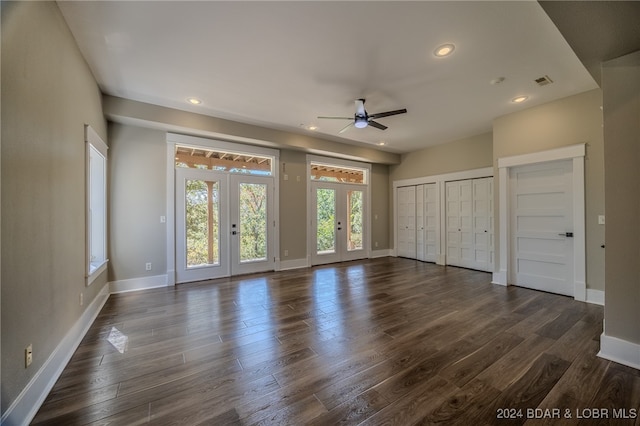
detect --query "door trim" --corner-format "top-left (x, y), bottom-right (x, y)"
top-left (166, 133), bottom-right (280, 285)
top-left (494, 143), bottom-right (586, 302)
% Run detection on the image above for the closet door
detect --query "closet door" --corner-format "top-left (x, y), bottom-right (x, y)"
top-left (417, 183), bottom-right (438, 263)
top-left (397, 186), bottom-right (416, 258)
top-left (472, 177), bottom-right (494, 272)
top-left (447, 178), bottom-right (496, 271)
top-left (416, 185), bottom-right (426, 261)
top-left (446, 180), bottom-right (473, 267)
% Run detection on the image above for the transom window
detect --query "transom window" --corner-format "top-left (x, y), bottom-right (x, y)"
top-left (310, 162), bottom-right (366, 184)
top-left (175, 145), bottom-right (273, 176)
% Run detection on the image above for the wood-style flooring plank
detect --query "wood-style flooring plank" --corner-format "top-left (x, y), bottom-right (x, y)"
top-left (32, 257), bottom-right (638, 425)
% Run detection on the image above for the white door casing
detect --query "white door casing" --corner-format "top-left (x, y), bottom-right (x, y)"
top-left (494, 144), bottom-right (586, 302)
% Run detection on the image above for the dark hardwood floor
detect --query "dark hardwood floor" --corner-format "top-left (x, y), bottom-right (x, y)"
top-left (33, 257), bottom-right (640, 425)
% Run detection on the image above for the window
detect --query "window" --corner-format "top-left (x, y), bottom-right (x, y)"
top-left (86, 125), bottom-right (108, 284)
top-left (310, 162), bottom-right (366, 184)
top-left (175, 145), bottom-right (273, 176)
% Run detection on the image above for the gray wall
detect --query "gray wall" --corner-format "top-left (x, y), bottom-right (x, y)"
top-left (493, 89), bottom-right (605, 291)
top-left (602, 50), bottom-right (640, 344)
top-left (1, 1), bottom-right (107, 413)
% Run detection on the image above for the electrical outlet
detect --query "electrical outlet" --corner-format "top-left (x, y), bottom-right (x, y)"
top-left (284, 249), bottom-right (289, 257)
top-left (79, 293), bottom-right (83, 306)
top-left (25, 344), bottom-right (33, 368)
top-left (145, 263), bottom-right (152, 271)
top-left (598, 215), bottom-right (605, 225)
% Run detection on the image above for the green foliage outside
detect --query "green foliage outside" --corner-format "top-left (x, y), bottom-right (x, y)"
top-left (239, 183), bottom-right (267, 262)
top-left (316, 188), bottom-right (336, 252)
top-left (186, 179), bottom-right (219, 267)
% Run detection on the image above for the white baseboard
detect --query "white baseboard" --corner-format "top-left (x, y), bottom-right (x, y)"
top-left (586, 289), bottom-right (605, 306)
top-left (1, 284), bottom-right (110, 426)
top-left (109, 274), bottom-right (169, 294)
top-left (370, 249), bottom-right (392, 259)
top-left (598, 333), bottom-right (640, 370)
top-left (278, 258), bottom-right (308, 271)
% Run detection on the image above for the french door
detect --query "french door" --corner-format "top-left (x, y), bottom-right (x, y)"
top-left (175, 168), bottom-right (274, 283)
top-left (311, 182), bottom-right (368, 265)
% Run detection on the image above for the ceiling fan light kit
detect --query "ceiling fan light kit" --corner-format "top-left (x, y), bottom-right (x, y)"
top-left (318, 98), bottom-right (407, 134)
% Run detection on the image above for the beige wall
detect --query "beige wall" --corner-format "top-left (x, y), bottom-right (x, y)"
top-left (109, 123), bottom-right (167, 281)
top-left (279, 149), bottom-right (308, 260)
top-left (371, 163), bottom-right (390, 251)
top-left (389, 132), bottom-right (493, 181)
top-left (602, 51), bottom-right (640, 344)
top-left (493, 89), bottom-right (605, 291)
top-left (108, 122), bottom-right (391, 278)
top-left (1, 1), bottom-right (107, 413)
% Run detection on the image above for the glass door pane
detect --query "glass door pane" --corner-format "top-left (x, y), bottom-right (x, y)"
top-left (230, 175), bottom-right (275, 275)
top-left (239, 182), bottom-right (267, 263)
top-left (347, 190), bottom-right (363, 251)
top-left (185, 179), bottom-right (220, 267)
top-left (176, 168), bottom-right (228, 283)
top-left (316, 188), bottom-right (336, 254)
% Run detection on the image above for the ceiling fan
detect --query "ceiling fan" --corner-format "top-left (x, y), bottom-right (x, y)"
top-left (318, 99), bottom-right (407, 134)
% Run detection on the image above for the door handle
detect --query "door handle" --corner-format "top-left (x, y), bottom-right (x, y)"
top-left (558, 232), bottom-right (573, 237)
top-left (232, 231), bottom-right (238, 235)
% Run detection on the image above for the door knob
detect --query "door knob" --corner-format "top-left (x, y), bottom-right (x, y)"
top-left (558, 232), bottom-right (573, 237)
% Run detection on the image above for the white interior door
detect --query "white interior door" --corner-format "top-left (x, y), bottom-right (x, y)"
top-left (229, 175), bottom-right (275, 275)
top-left (312, 182), bottom-right (368, 265)
top-left (397, 186), bottom-right (416, 259)
top-left (472, 177), bottom-right (494, 271)
top-left (416, 184), bottom-right (437, 262)
top-left (416, 185), bottom-right (426, 261)
top-left (176, 168), bottom-right (229, 282)
top-left (446, 180), bottom-right (473, 267)
top-left (510, 160), bottom-right (574, 296)
top-left (424, 183), bottom-right (438, 263)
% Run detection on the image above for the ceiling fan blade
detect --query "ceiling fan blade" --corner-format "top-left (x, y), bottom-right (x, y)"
top-left (338, 122), bottom-right (354, 134)
top-left (355, 99), bottom-right (366, 116)
top-left (369, 108), bottom-right (407, 120)
top-left (317, 116), bottom-right (352, 120)
top-left (368, 120), bottom-right (388, 131)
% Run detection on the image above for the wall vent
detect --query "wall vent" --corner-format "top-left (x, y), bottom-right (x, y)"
top-left (534, 75), bottom-right (553, 86)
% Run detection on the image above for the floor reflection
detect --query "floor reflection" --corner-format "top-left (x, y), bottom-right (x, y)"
top-left (106, 326), bottom-right (129, 354)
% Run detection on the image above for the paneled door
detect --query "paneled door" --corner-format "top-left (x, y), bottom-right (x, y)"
top-left (510, 160), bottom-right (574, 296)
top-left (446, 180), bottom-right (473, 267)
top-left (311, 182), bottom-right (367, 265)
top-left (397, 186), bottom-right (417, 259)
top-left (416, 184), bottom-right (438, 262)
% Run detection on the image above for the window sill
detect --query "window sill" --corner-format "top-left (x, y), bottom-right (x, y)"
top-left (87, 259), bottom-right (108, 286)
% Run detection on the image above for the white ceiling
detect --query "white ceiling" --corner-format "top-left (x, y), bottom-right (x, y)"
top-left (58, 1), bottom-right (597, 154)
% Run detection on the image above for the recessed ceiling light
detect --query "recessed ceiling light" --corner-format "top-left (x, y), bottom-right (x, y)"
top-left (308, 125), bottom-right (318, 131)
top-left (378, 141), bottom-right (386, 146)
top-left (187, 97), bottom-right (202, 105)
top-left (511, 96), bottom-right (529, 104)
top-left (434, 43), bottom-right (455, 57)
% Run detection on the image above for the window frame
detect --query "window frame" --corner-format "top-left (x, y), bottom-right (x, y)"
top-left (86, 125), bottom-right (109, 285)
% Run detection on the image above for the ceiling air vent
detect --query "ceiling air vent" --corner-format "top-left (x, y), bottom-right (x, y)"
top-left (534, 75), bottom-right (554, 86)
